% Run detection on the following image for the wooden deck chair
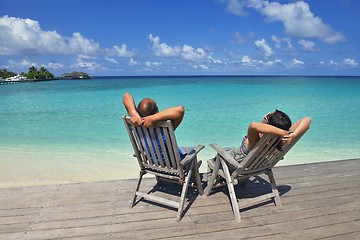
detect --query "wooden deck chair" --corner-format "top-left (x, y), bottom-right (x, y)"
top-left (204, 130), bottom-right (307, 222)
top-left (122, 116), bottom-right (204, 221)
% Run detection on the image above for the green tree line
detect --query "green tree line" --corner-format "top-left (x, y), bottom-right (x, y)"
top-left (22, 66), bottom-right (54, 80)
top-left (0, 68), bottom-right (16, 79)
top-left (0, 66), bottom-right (54, 80)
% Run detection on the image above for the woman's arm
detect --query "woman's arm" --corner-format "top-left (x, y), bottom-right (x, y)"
top-left (247, 122), bottom-right (288, 151)
top-left (142, 106), bottom-right (185, 130)
top-left (283, 117), bottom-right (311, 144)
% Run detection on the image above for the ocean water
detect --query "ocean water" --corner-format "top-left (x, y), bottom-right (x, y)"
top-left (1, 76), bottom-right (360, 187)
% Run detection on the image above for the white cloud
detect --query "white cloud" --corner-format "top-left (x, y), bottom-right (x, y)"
top-left (271, 35), bottom-right (293, 50)
top-left (271, 35), bottom-right (281, 49)
top-left (145, 61), bottom-right (162, 67)
top-left (5, 59), bottom-right (64, 72)
top-left (68, 32), bottom-right (100, 55)
top-left (148, 34), bottom-right (181, 57)
top-left (222, 0), bottom-right (345, 44)
top-left (208, 56), bottom-right (223, 64)
top-left (0, 15), bottom-right (102, 55)
top-left (282, 38), bottom-right (293, 50)
top-left (0, 15), bottom-right (136, 60)
top-left (233, 31), bottom-right (245, 44)
top-left (193, 64), bottom-right (209, 70)
top-left (222, 0), bottom-right (248, 16)
top-left (292, 58), bottom-right (304, 66)
top-left (21, 59), bottom-right (36, 67)
top-left (328, 58), bottom-right (358, 68)
top-left (182, 45), bottom-right (206, 61)
top-left (72, 54), bottom-right (98, 71)
top-left (240, 55), bottom-right (252, 63)
top-left (255, 38), bottom-right (274, 57)
top-left (342, 58), bottom-right (358, 67)
top-left (298, 39), bottom-right (316, 51)
top-left (148, 34), bottom-right (207, 61)
top-left (128, 58), bottom-right (139, 66)
top-left (47, 62), bottom-right (64, 69)
top-left (105, 57), bottom-right (118, 64)
top-left (113, 44), bottom-right (134, 57)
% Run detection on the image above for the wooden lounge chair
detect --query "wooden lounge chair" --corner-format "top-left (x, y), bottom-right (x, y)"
top-left (122, 116), bottom-right (204, 221)
top-left (204, 131), bottom-right (307, 222)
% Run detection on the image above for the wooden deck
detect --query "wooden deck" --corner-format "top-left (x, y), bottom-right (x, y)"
top-left (1, 159), bottom-right (360, 239)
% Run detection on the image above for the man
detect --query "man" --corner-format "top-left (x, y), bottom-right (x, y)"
top-left (123, 92), bottom-right (192, 160)
top-left (123, 92), bottom-right (185, 130)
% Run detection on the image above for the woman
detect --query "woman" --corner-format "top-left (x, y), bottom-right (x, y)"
top-left (229, 109), bottom-right (311, 162)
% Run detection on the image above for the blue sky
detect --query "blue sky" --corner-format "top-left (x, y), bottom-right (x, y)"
top-left (1, 0), bottom-right (359, 76)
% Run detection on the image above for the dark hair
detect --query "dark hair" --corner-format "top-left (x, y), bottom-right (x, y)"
top-left (268, 109), bottom-right (292, 130)
top-left (137, 98), bottom-right (158, 117)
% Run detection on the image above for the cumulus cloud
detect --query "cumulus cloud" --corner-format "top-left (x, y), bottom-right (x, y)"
top-left (145, 61), bottom-right (162, 67)
top-left (148, 34), bottom-right (207, 61)
top-left (271, 35), bottom-right (282, 49)
top-left (105, 57), bottom-right (118, 64)
top-left (291, 58), bottom-right (305, 66)
top-left (128, 58), bottom-right (139, 66)
top-left (0, 15), bottom-right (101, 55)
top-left (255, 38), bottom-right (274, 57)
top-left (342, 58), bottom-right (358, 67)
top-left (113, 44), bottom-right (135, 57)
top-left (47, 61), bottom-right (64, 69)
top-left (72, 54), bottom-right (98, 71)
top-left (221, 0), bottom-right (345, 43)
top-left (328, 58), bottom-right (358, 68)
top-left (192, 64), bottom-right (209, 70)
top-left (0, 15), bottom-right (135, 59)
top-left (223, 0), bottom-right (248, 16)
top-left (233, 31), bottom-right (245, 44)
top-left (298, 39), bottom-right (317, 51)
top-left (182, 45), bottom-right (206, 61)
top-left (240, 55), bottom-right (252, 63)
top-left (271, 35), bottom-right (293, 50)
top-left (148, 34), bottom-right (181, 57)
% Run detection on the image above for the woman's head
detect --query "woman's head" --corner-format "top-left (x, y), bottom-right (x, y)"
top-left (266, 109), bottom-right (292, 130)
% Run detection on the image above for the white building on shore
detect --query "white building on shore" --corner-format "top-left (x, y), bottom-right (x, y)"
top-left (5, 75), bottom-right (28, 81)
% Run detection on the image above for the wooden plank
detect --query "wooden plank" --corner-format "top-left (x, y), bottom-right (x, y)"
top-left (0, 159), bottom-right (360, 239)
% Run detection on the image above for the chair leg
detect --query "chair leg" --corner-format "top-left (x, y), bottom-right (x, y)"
top-left (267, 170), bottom-right (282, 206)
top-left (221, 159), bottom-right (241, 223)
top-left (130, 171), bottom-right (144, 208)
top-left (204, 156), bottom-right (221, 196)
top-left (177, 162), bottom-right (193, 222)
top-left (193, 158), bottom-right (204, 195)
top-left (155, 176), bottom-right (163, 186)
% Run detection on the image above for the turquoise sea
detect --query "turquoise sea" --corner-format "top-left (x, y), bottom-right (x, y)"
top-left (1, 76), bottom-right (360, 187)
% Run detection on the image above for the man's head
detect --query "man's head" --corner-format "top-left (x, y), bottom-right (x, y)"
top-left (267, 109), bottom-right (292, 130)
top-left (137, 98), bottom-right (159, 117)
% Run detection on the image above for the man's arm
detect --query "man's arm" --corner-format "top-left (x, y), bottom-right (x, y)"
top-left (123, 92), bottom-right (142, 125)
top-left (142, 106), bottom-right (185, 130)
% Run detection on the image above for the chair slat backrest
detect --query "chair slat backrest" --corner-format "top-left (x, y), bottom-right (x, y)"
top-left (235, 130), bottom-right (308, 176)
top-left (123, 116), bottom-right (184, 178)
top-left (235, 134), bottom-right (283, 175)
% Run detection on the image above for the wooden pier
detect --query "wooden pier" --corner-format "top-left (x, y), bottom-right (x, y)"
top-left (0, 79), bottom-right (53, 85)
top-left (1, 158), bottom-right (360, 239)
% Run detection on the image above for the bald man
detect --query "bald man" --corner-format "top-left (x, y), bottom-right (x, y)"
top-left (122, 92), bottom-right (184, 130)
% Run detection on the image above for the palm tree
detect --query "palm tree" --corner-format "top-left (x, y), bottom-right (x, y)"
top-left (28, 65), bottom-right (37, 73)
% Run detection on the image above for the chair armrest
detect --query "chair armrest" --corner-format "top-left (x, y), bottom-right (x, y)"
top-left (209, 144), bottom-right (242, 169)
top-left (180, 144), bottom-right (205, 166)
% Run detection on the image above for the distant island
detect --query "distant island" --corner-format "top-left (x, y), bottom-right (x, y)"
top-left (61, 71), bottom-right (92, 80)
top-left (0, 67), bottom-right (91, 84)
